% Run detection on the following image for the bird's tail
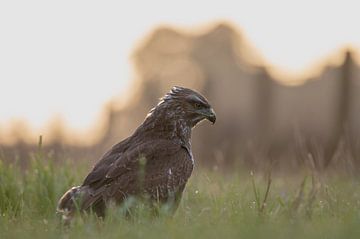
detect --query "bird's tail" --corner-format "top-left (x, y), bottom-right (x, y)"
top-left (57, 185), bottom-right (105, 224)
top-left (57, 186), bottom-right (83, 223)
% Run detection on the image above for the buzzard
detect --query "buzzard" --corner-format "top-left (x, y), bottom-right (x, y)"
top-left (57, 86), bottom-right (216, 222)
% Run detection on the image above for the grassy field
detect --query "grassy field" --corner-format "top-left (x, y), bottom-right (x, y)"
top-left (1, 150), bottom-right (360, 239)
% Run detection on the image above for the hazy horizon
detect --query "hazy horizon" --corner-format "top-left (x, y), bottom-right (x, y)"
top-left (1, 0), bottom-right (360, 135)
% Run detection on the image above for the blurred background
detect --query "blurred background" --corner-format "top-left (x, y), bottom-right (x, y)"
top-left (1, 0), bottom-right (360, 173)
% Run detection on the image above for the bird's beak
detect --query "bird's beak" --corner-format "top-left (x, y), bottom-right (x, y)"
top-left (205, 108), bottom-right (216, 124)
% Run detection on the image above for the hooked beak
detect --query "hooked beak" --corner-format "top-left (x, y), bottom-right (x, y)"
top-left (205, 108), bottom-right (216, 124)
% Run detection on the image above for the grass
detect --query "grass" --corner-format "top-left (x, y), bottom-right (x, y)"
top-left (1, 148), bottom-right (360, 238)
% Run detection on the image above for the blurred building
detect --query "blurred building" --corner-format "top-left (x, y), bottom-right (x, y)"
top-left (2, 23), bottom-right (360, 172)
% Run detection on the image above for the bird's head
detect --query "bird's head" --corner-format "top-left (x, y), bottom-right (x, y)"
top-left (161, 86), bottom-right (216, 127)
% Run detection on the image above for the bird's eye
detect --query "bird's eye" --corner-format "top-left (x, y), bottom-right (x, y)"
top-left (194, 103), bottom-right (202, 109)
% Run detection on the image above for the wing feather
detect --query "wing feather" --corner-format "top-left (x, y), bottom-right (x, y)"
top-left (81, 139), bottom-right (193, 203)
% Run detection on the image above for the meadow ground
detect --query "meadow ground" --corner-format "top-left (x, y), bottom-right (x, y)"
top-left (1, 150), bottom-right (360, 239)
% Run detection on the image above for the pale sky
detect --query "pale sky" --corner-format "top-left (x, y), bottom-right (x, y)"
top-left (1, 0), bottom-right (359, 134)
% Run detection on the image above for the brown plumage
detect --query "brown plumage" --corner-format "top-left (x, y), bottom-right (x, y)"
top-left (57, 86), bottom-right (216, 222)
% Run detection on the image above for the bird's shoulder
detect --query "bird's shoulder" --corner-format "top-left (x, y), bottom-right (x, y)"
top-left (81, 137), bottom-right (131, 187)
top-left (104, 138), bottom-right (190, 179)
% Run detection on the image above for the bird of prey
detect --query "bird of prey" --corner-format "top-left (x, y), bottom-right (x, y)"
top-left (57, 86), bottom-right (216, 222)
